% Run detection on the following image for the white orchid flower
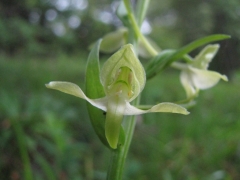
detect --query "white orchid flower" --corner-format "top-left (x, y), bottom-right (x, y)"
top-left (175, 44), bottom-right (228, 98)
top-left (46, 44), bottom-right (189, 149)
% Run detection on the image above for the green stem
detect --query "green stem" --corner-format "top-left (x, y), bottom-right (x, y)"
top-left (123, 0), bottom-right (158, 57)
top-left (106, 1), bottom-right (148, 179)
top-left (170, 62), bottom-right (188, 70)
top-left (106, 97), bottom-right (140, 180)
top-left (136, 0), bottom-right (150, 26)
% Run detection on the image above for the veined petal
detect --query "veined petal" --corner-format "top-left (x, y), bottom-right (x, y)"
top-left (46, 81), bottom-right (108, 111)
top-left (105, 94), bottom-right (127, 149)
top-left (180, 70), bottom-right (197, 98)
top-left (124, 102), bottom-right (189, 115)
top-left (189, 67), bottom-right (228, 89)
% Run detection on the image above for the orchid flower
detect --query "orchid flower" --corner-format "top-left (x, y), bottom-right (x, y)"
top-left (46, 44), bottom-right (189, 149)
top-left (174, 44), bottom-right (228, 99)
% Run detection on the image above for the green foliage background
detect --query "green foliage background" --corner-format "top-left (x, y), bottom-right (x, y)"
top-left (0, 0), bottom-right (240, 179)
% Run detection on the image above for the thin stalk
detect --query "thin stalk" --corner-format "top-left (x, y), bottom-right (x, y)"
top-left (123, 0), bottom-right (158, 57)
top-left (171, 62), bottom-right (188, 71)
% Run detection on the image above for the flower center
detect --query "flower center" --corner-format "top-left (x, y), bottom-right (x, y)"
top-left (108, 66), bottom-right (133, 100)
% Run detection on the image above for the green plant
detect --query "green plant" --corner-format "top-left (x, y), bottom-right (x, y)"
top-left (45, 1), bottom-right (230, 179)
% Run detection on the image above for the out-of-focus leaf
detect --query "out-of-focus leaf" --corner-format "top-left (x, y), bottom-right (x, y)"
top-left (85, 39), bottom-right (110, 147)
top-left (146, 34), bottom-right (231, 79)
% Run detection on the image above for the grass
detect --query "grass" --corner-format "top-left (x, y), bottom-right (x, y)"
top-left (0, 55), bottom-right (239, 179)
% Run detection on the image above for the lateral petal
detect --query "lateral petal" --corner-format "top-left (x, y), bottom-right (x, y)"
top-left (124, 102), bottom-right (189, 115)
top-left (189, 67), bottom-right (228, 89)
top-left (46, 81), bottom-right (108, 111)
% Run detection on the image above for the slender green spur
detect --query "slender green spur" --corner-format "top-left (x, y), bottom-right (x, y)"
top-left (46, 44), bottom-right (189, 149)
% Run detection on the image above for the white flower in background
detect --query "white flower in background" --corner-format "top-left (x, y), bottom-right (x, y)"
top-left (179, 44), bottom-right (228, 98)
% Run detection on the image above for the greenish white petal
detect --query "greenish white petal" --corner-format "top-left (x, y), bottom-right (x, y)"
top-left (180, 70), bottom-right (197, 98)
top-left (189, 67), bottom-right (228, 89)
top-left (46, 81), bottom-right (108, 111)
top-left (124, 102), bottom-right (189, 115)
top-left (192, 44), bottom-right (219, 69)
top-left (178, 44), bottom-right (228, 99)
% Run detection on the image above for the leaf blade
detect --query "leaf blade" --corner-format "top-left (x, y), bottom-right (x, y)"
top-left (85, 39), bottom-right (110, 147)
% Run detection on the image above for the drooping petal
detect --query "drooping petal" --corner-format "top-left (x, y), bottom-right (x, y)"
top-left (46, 81), bottom-right (108, 111)
top-left (105, 95), bottom-right (127, 149)
top-left (189, 67), bottom-right (228, 89)
top-left (180, 70), bottom-right (197, 98)
top-left (124, 102), bottom-right (189, 115)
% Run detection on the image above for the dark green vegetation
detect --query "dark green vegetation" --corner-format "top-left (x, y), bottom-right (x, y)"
top-left (0, 55), bottom-right (239, 179)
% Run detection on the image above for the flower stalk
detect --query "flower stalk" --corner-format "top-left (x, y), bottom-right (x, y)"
top-left (123, 0), bottom-right (158, 57)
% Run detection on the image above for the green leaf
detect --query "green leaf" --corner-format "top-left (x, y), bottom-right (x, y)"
top-left (167, 34), bottom-right (230, 66)
top-left (146, 49), bottom-right (175, 72)
top-left (85, 39), bottom-right (110, 147)
top-left (146, 34), bottom-right (231, 79)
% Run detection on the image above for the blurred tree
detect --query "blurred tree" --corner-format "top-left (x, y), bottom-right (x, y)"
top-left (0, 0), bottom-right (52, 54)
top-left (170, 0), bottom-right (240, 75)
top-left (0, 0), bottom-right (239, 73)
top-left (144, 0), bottom-right (240, 74)
top-left (0, 0), bottom-right (116, 55)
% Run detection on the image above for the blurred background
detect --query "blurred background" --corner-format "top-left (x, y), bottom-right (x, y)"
top-left (0, 0), bottom-right (240, 179)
